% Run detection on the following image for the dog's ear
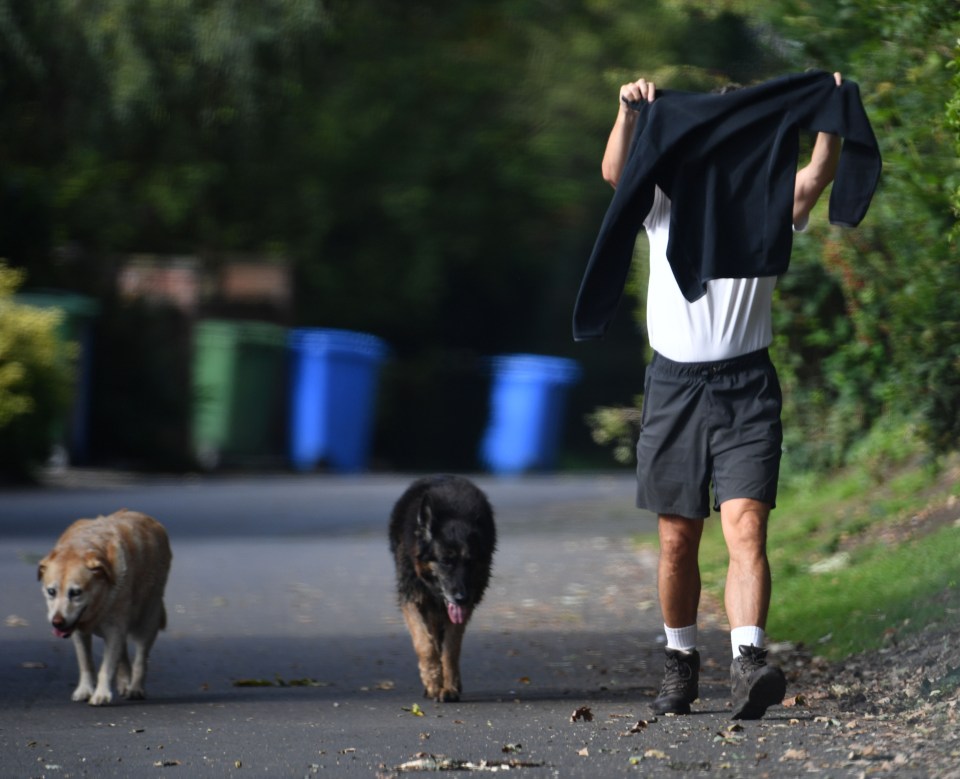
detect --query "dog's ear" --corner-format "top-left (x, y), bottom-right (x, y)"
top-left (37, 557), bottom-right (49, 581)
top-left (85, 554), bottom-right (115, 585)
top-left (417, 495), bottom-right (435, 542)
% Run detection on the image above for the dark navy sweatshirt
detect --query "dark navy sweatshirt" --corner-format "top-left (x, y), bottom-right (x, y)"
top-left (572, 70), bottom-right (882, 341)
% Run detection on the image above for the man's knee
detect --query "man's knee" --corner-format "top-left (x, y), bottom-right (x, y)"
top-left (720, 500), bottom-right (770, 555)
top-left (659, 515), bottom-right (703, 560)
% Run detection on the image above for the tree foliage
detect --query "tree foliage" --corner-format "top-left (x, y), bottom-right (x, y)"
top-left (0, 0), bottom-right (957, 471)
top-left (591, 0), bottom-right (960, 471)
top-left (769, 0), bottom-right (960, 465)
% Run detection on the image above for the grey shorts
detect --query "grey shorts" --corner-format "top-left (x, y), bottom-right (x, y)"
top-left (635, 348), bottom-right (783, 519)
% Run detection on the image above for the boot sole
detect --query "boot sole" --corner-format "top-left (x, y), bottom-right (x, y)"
top-left (731, 671), bottom-right (786, 720)
top-left (651, 698), bottom-right (694, 716)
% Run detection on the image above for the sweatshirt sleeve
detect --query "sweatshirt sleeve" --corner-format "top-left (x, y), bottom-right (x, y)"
top-left (572, 102), bottom-right (658, 341)
top-left (806, 79), bottom-right (882, 227)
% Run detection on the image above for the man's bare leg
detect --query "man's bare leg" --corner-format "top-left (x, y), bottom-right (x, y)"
top-left (719, 498), bottom-right (785, 719)
top-left (652, 515), bottom-right (704, 715)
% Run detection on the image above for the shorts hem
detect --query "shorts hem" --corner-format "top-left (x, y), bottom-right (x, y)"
top-left (636, 500), bottom-right (710, 521)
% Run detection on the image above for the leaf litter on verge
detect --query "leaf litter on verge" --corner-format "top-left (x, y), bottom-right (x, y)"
top-left (390, 753), bottom-right (546, 772)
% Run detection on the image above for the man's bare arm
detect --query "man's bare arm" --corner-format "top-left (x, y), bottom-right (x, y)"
top-left (793, 72), bottom-right (843, 226)
top-left (602, 78), bottom-right (656, 189)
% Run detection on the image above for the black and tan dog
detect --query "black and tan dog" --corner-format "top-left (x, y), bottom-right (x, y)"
top-left (389, 475), bottom-right (496, 702)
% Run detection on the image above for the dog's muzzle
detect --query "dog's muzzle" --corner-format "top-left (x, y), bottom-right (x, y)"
top-left (51, 609), bottom-right (84, 639)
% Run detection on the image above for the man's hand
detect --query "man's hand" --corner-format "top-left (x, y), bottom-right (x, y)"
top-left (620, 78), bottom-right (656, 108)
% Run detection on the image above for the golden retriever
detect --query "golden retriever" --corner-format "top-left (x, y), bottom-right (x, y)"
top-left (38, 509), bottom-right (172, 705)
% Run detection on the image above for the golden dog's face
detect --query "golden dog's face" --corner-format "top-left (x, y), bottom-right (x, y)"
top-left (38, 552), bottom-right (111, 639)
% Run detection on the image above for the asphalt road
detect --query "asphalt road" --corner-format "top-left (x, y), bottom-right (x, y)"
top-left (0, 470), bottom-right (861, 778)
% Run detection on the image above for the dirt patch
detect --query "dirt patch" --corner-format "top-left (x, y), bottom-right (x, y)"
top-left (769, 614), bottom-right (960, 777)
top-left (694, 483), bottom-right (960, 776)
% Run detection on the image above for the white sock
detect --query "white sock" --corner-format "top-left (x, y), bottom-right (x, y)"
top-left (731, 626), bottom-right (765, 657)
top-left (664, 624), bottom-right (697, 652)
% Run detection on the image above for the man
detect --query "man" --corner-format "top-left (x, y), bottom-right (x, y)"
top-left (601, 72), bottom-right (844, 719)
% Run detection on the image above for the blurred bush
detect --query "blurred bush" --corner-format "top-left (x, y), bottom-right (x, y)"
top-left (0, 263), bottom-right (73, 481)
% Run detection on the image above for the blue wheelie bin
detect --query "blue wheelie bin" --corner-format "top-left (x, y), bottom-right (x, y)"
top-left (287, 328), bottom-right (388, 473)
top-left (480, 353), bottom-right (580, 475)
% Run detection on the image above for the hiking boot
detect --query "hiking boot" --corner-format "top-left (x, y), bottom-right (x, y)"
top-left (730, 644), bottom-right (786, 719)
top-left (651, 648), bottom-right (700, 715)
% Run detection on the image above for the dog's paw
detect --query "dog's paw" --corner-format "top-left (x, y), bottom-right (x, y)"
top-left (437, 688), bottom-right (461, 703)
top-left (71, 684), bottom-right (94, 703)
top-left (88, 689), bottom-right (114, 706)
top-left (123, 687), bottom-right (146, 700)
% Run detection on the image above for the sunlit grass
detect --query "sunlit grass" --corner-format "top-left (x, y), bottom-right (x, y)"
top-left (765, 525), bottom-right (960, 658)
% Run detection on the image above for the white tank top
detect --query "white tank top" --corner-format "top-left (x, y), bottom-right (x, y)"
top-left (644, 188), bottom-right (776, 362)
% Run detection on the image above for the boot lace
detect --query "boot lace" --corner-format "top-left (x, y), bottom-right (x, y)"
top-left (659, 654), bottom-right (694, 695)
top-left (735, 645), bottom-right (769, 674)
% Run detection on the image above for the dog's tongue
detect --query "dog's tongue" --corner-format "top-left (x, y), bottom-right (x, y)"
top-left (447, 603), bottom-right (468, 625)
top-left (52, 626), bottom-right (71, 639)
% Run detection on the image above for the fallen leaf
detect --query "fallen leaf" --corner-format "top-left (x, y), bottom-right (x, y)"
top-left (621, 720), bottom-right (649, 735)
top-left (517, 676), bottom-right (531, 684)
top-left (714, 729), bottom-right (745, 745)
top-left (577, 747), bottom-right (589, 757)
top-left (714, 722), bottom-right (746, 744)
top-left (780, 748), bottom-right (809, 761)
top-left (5, 615), bottom-right (29, 628)
top-left (782, 693), bottom-right (807, 707)
top-left (643, 749), bottom-right (668, 760)
top-left (231, 675), bottom-right (330, 688)
top-left (20, 661), bottom-right (46, 669)
top-left (402, 703), bottom-right (425, 717)
top-left (286, 678), bottom-right (330, 687)
top-left (570, 706), bottom-right (593, 723)
top-left (397, 755), bottom-right (448, 771)
top-left (501, 743), bottom-right (522, 753)
top-left (848, 746), bottom-right (896, 761)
